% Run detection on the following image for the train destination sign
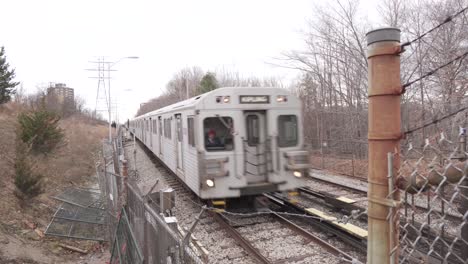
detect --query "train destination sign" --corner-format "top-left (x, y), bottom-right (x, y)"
top-left (239, 95), bottom-right (270, 104)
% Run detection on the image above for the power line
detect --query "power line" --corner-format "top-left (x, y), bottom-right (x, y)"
top-left (404, 105), bottom-right (468, 135)
top-left (402, 50), bottom-right (468, 90)
top-left (400, 5), bottom-right (468, 50)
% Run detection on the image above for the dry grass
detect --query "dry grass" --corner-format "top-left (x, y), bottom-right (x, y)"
top-left (36, 115), bottom-right (108, 191)
top-left (0, 102), bottom-right (108, 262)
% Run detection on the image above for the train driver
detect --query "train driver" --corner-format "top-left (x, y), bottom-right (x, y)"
top-left (206, 129), bottom-right (223, 148)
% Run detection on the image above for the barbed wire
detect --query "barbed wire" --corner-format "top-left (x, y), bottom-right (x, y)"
top-left (403, 104), bottom-right (468, 135)
top-left (402, 50), bottom-right (468, 89)
top-left (400, 5), bottom-right (468, 50)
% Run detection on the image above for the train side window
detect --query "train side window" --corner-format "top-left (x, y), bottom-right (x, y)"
top-left (188, 117), bottom-right (195, 147)
top-left (278, 115), bottom-right (298, 147)
top-left (164, 118), bottom-right (172, 139)
top-left (203, 117), bottom-right (234, 151)
top-left (153, 120), bottom-right (157, 134)
top-left (159, 118), bottom-right (162, 135)
top-left (168, 118), bottom-right (172, 139)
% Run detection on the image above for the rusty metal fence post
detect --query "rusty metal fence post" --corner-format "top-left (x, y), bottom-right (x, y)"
top-left (366, 27), bottom-right (401, 264)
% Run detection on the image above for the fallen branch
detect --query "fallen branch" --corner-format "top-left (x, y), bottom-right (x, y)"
top-left (59, 243), bottom-right (88, 254)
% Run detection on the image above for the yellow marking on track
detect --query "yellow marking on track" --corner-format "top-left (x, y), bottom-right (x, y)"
top-left (212, 200), bottom-right (226, 206)
top-left (336, 196), bottom-right (356, 204)
top-left (289, 199), bottom-right (298, 204)
top-left (288, 191), bottom-right (299, 196)
top-left (305, 208), bottom-right (368, 239)
top-left (213, 208), bottom-right (225, 213)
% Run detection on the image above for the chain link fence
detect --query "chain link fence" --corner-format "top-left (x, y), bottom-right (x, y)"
top-left (387, 130), bottom-right (468, 263)
top-left (308, 138), bottom-right (368, 178)
top-left (97, 126), bottom-right (204, 264)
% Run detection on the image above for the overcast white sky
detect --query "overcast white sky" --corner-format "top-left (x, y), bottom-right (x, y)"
top-left (0, 0), bottom-right (379, 121)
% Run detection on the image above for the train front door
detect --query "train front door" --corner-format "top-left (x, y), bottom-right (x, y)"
top-left (244, 111), bottom-right (268, 183)
top-left (175, 114), bottom-right (184, 173)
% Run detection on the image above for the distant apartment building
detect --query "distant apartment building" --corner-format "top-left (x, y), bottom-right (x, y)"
top-left (46, 83), bottom-right (75, 115)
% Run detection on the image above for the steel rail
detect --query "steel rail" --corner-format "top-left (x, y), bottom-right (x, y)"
top-left (309, 175), bottom-right (367, 194)
top-left (264, 193), bottom-right (368, 252)
top-left (305, 178), bottom-right (464, 262)
top-left (309, 175), bottom-right (463, 222)
top-left (211, 212), bottom-right (272, 264)
top-left (298, 187), bottom-right (367, 220)
top-left (270, 210), bottom-right (355, 262)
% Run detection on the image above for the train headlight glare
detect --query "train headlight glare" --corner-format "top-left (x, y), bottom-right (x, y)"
top-left (206, 179), bottom-right (215, 187)
top-left (223, 96), bottom-right (230, 103)
top-left (293, 171), bottom-right (302, 178)
top-left (276, 95), bottom-right (288, 102)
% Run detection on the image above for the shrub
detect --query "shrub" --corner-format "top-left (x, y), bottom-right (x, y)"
top-left (18, 110), bottom-right (64, 154)
top-left (14, 142), bottom-right (43, 199)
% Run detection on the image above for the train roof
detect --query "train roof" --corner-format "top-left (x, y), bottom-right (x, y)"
top-left (133, 86), bottom-right (295, 120)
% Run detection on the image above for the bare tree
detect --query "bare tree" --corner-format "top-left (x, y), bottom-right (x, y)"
top-left (135, 66), bottom-right (286, 116)
top-left (378, 0), bottom-right (408, 27)
top-left (397, 0), bottom-right (468, 144)
top-left (280, 0), bottom-right (370, 156)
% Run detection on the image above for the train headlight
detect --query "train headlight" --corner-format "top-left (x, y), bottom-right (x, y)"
top-left (206, 179), bottom-right (215, 187)
top-left (223, 96), bottom-right (230, 103)
top-left (293, 171), bottom-right (302, 178)
top-left (276, 95), bottom-right (288, 102)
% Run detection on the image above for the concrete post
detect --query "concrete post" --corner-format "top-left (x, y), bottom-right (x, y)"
top-left (366, 27), bottom-right (401, 264)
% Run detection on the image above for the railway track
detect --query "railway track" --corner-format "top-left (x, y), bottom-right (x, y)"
top-left (212, 208), bottom-right (354, 264)
top-left (264, 193), bottom-right (368, 253)
top-left (132, 139), bottom-right (359, 263)
top-left (309, 172), bottom-right (463, 222)
top-left (306, 173), bottom-right (465, 264)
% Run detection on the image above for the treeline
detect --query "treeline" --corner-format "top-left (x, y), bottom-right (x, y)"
top-left (0, 45), bottom-right (106, 201)
top-left (286, 0), bottom-right (468, 154)
top-left (14, 85), bottom-right (106, 124)
top-left (136, 0), bottom-right (467, 158)
top-left (136, 67), bottom-right (283, 116)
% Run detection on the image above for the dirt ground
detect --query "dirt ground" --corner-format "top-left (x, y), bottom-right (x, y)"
top-left (310, 154), bottom-right (368, 179)
top-left (0, 103), bottom-right (110, 263)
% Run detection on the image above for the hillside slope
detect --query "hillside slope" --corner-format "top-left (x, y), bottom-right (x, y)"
top-left (0, 103), bottom-right (109, 263)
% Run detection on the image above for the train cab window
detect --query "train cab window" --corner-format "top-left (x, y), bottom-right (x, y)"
top-left (278, 115), bottom-right (298, 147)
top-left (188, 117), bottom-right (195, 147)
top-left (203, 117), bottom-right (234, 151)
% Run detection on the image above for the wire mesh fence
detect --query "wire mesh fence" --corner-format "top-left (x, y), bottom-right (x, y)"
top-left (97, 126), bottom-right (204, 264)
top-left (45, 202), bottom-right (106, 241)
top-left (308, 138), bottom-right (368, 178)
top-left (110, 208), bottom-right (144, 264)
top-left (388, 130), bottom-right (468, 263)
top-left (45, 187), bottom-right (107, 241)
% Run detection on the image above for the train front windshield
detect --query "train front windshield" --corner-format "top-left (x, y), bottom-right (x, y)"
top-left (278, 115), bottom-right (298, 147)
top-left (204, 117), bottom-right (234, 151)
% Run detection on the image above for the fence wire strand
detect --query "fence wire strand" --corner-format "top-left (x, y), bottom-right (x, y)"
top-left (400, 5), bottom-right (468, 50)
top-left (402, 50), bottom-right (468, 89)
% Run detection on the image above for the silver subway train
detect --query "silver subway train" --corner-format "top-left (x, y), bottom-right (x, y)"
top-left (129, 87), bottom-right (310, 200)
